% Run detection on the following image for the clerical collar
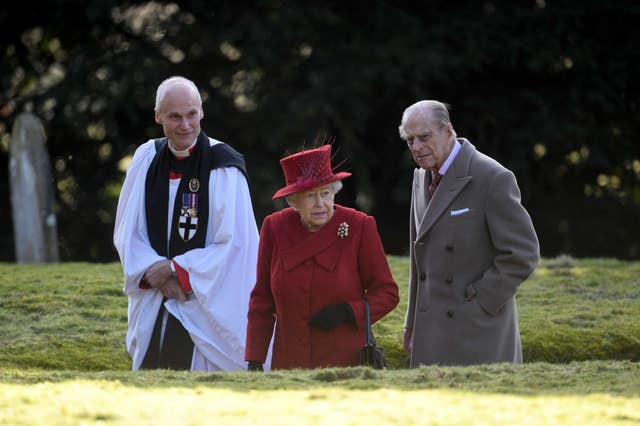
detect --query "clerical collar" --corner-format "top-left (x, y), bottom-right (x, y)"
top-left (168, 138), bottom-right (198, 158)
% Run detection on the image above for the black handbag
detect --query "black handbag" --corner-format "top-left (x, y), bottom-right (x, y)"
top-left (359, 298), bottom-right (388, 369)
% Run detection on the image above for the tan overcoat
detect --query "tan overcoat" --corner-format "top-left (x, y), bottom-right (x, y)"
top-left (405, 139), bottom-right (539, 366)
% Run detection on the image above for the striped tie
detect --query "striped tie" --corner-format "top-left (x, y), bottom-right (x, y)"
top-left (428, 172), bottom-right (442, 197)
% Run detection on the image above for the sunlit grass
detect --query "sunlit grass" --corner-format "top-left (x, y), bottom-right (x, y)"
top-left (2, 383), bottom-right (639, 425)
top-left (0, 257), bottom-right (638, 370)
top-left (1, 362), bottom-right (639, 425)
top-left (0, 262), bottom-right (129, 370)
top-left (1, 258), bottom-right (639, 424)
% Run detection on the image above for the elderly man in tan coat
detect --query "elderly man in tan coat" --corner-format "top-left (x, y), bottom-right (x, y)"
top-left (399, 100), bottom-right (539, 366)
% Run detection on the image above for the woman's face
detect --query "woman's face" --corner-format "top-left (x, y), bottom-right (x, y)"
top-left (290, 183), bottom-right (336, 232)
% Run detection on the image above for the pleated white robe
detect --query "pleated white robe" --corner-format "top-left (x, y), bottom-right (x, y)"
top-left (114, 138), bottom-right (259, 371)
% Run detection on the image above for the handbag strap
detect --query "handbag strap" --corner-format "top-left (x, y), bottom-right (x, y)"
top-left (364, 297), bottom-right (376, 346)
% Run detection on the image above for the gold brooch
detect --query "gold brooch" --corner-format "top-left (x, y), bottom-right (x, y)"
top-left (337, 222), bottom-right (349, 239)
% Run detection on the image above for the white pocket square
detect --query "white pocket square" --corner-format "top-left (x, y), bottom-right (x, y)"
top-left (450, 208), bottom-right (470, 216)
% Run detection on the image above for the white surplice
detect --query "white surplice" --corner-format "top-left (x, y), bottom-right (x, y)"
top-left (113, 137), bottom-right (259, 371)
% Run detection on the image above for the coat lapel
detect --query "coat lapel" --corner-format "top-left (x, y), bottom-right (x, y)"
top-left (280, 205), bottom-right (354, 272)
top-left (412, 168), bottom-right (429, 227)
top-left (416, 139), bottom-right (475, 241)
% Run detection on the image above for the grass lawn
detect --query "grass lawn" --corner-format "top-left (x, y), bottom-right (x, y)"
top-left (0, 257), bottom-right (639, 424)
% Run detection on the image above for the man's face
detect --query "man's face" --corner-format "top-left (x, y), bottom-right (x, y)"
top-left (155, 84), bottom-right (203, 150)
top-left (402, 113), bottom-right (453, 171)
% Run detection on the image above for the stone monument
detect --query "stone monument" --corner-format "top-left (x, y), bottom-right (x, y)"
top-left (8, 112), bottom-right (60, 262)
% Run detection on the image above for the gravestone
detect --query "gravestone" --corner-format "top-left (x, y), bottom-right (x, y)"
top-left (8, 112), bottom-right (60, 263)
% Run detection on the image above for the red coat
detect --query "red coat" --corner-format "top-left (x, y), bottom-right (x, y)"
top-left (245, 204), bottom-right (399, 369)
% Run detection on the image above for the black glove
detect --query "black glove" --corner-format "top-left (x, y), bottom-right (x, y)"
top-left (308, 303), bottom-right (355, 331)
top-left (247, 361), bottom-right (263, 371)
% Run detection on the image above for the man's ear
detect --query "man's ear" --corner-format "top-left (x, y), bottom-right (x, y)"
top-left (445, 122), bottom-right (454, 138)
top-left (155, 111), bottom-right (162, 124)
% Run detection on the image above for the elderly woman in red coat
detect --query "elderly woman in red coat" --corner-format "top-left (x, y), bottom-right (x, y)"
top-left (245, 144), bottom-right (399, 370)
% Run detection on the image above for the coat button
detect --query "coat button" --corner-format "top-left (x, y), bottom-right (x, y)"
top-left (419, 272), bottom-right (426, 280)
top-left (445, 276), bottom-right (453, 284)
top-left (446, 310), bottom-right (454, 318)
top-left (445, 244), bottom-right (454, 251)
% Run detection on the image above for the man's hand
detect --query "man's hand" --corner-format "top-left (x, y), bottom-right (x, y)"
top-left (403, 327), bottom-right (413, 353)
top-left (159, 276), bottom-right (188, 301)
top-left (144, 260), bottom-right (173, 289)
top-left (143, 260), bottom-right (188, 301)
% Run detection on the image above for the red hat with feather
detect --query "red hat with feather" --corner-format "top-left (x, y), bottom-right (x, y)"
top-left (272, 144), bottom-right (351, 200)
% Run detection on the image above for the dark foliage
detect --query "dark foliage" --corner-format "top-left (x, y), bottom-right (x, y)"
top-left (1, 1), bottom-right (639, 261)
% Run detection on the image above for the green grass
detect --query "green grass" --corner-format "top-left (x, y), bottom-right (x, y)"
top-left (1, 257), bottom-right (639, 425)
top-left (382, 255), bottom-right (640, 367)
top-left (0, 262), bottom-right (130, 370)
top-left (0, 363), bottom-right (639, 425)
top-left (519, 257), bottom-right (640, 363)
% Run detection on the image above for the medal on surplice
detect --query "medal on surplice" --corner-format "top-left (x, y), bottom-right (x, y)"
top-left (178, 179), bottom-right (199, 241)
